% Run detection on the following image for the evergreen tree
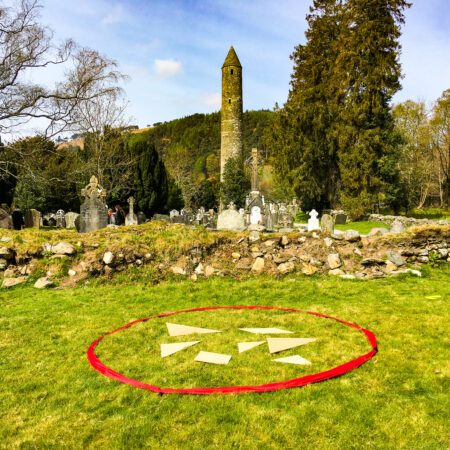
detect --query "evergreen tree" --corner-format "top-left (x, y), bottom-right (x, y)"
top-left (264, 0), bottom-right (343, 211)
top-left (220, 156), bottom-right (250, 209)
top-left (133, 141), bottom-right (169, 217)
top-left (166, 175), bottom-right (184, 212)
top-left (337, 0), bottom-right (410, 216)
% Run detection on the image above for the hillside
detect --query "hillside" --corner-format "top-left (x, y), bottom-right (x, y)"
top-left (125, 109), bottom-right (273, 180)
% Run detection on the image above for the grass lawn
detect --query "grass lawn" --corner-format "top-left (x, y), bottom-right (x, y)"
top-left (1, 266), bottom-right (449, 448)
top-left (334, 221), bottom-right (389, 234)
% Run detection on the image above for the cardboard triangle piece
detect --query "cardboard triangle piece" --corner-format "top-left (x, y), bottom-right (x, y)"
top-left (273, 355), bottom-right (311, 365)
top-left (267, 337), bottom-right (316, 354)
top-left (239, 328), bottom-right (293, 334)
top-left (166, 322), bottom-right (221, 337)
top-left (194, 351), bottom-right (231, 365)
top-left (238, 341), bottom-right (266, 353)
top-left (161, 341), bottom-right (200, 358)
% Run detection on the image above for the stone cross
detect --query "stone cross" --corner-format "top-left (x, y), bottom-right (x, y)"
top-left (81, 175), bottom-right (106, 200)
top-left (246, 148), bottom-right (263, 192)
top-left (128, 197), bottom-right (135, 216)
top-left (308, 209), bottom-right (320, 232)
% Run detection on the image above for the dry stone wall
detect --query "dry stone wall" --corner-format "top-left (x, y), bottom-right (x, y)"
top-left (1, 225), bottom-right (448, 288)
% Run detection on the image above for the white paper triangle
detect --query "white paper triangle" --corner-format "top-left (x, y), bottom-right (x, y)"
top-left (238, 341), bottom-right (266, 353)
top-left (239, 328), bottom-right (293, 334)
top-left (267, 337), bottom-right (316, 354)
top-left (194, 351), bottom-right (231, 365)
top-left (166, 322), bottom-right (221, 336)
top-left (160, 341), bottom-right (200, 358)
top-left (273, 355), bottom-right (311, 365)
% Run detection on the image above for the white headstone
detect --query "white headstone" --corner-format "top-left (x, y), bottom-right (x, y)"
top-left (308, 209), bottom-right (320, 231)
top-left (250, 206), bottom-right (261, 225)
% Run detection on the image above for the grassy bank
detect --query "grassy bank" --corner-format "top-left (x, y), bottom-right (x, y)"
top-left (1, 266), bottom-right (448, 448)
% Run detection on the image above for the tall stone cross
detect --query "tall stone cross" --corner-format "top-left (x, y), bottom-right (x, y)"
top-left (246, 148), bottom-right (264, 192)
top-left (128, 196), bottom-right (135, 216)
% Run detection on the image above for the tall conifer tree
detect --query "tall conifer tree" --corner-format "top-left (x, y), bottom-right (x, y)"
top-left (265, 0), bottom-right (410, 216)
top-left (264, 0), bottom-right (343, 211)
top-left (336, 0), bottom-right (410, 216)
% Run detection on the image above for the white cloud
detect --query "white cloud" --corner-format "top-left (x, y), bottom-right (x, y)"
top-left (203, 93), bottom-right (221, 108)
top-left (101, 4), bottom-right (125, 27)
top-left (154, 59), bottom-right (183, 79)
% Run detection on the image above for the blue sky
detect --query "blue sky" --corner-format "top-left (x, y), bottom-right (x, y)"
top-left (27, 0), bottom-right (450, 129)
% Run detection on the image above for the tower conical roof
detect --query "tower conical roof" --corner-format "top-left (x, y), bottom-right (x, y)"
top-left (222, 46), bottom-right (241, 68)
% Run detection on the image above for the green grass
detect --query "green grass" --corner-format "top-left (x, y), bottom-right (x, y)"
top-left (380, 207), bottom-right (450, 221)
top-left (1, 267), bottom-right (449, 448)
top-left (334, 221), bottom-right (389, 234)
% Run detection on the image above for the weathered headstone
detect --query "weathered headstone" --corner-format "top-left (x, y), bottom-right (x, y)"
top-left (137, 211), bottom-right (146, 224)
top-left (334, 213), bottom-right (347, 225)
top-left (0, 208), bottom-right (13, 229)
top-left (79, 176), bottom-right (108, 233)
top-left (24, 209), bottom-right (41, 229)
top-left (217, 204), bottom-right (246, 231)
top-left (125, 197), bottom-right (138, 226)
top-left (55, 210), bottom-right (66, 228)
top-left (307, 209), bottom-right (320, 232)
top-left (321, 214), bottom-right (334, 234)
top-left (65, 212), bottom-right (79, 228)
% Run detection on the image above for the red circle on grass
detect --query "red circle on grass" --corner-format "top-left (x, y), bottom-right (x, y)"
top-left (87, 306), bottom-right (378, 394)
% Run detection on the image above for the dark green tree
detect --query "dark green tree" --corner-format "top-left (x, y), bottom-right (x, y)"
top-left (264, 0), bottom-right (343, 211)
top-left (11, 136), bottom-right (79, 212)
top-left (189, 179), bottom-right (217, 210)
top-left (220, 156), bottom-right (250, 208)
top-left (0, 139), bottom-right (16, 205)
top-left (336, 0), bottom-right (410, 217)
top-left (133, 141), bottom-right (169, 217)
top-left (166, 175), bottom-right (184, 211)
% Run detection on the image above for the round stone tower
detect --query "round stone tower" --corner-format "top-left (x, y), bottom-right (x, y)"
top-left (220, 46), bottom-right (243, 180)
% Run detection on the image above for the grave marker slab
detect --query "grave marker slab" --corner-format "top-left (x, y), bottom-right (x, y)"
top-left (79, 176), bottom-right (108, 233)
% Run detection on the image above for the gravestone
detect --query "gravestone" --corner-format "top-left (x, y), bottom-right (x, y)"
top-left (125, 197), bottom-right (138, 225)
top-left (74, 214), bottom-right (81, 232)
top-left (24, 209), bottom-right (41, 229)
top-left (55, 210), bottom-right (66, 228)
top-left (308, 209), bottom-right (320, 232)
top-left (321, 214), bottom-right (334, 234)
top-left (170, 209), bottom-right (179, 218)
top-left (137, 211), bottom-right (146, 224)
top-left (65, 212), bottom-right (79, 228)
top-left (217, 202), bottom-right (246, 231)
top-left (0, 208), bottom-right (13, 229)
top-left (79, 176), bottom-right (108, 233)
top-left (250, 206), bottom-right (261, 225)
top-left (334, 213), bottom-right (347, 225)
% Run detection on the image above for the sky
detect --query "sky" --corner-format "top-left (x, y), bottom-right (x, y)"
top-left (11, 0), bottom-right (450, 132)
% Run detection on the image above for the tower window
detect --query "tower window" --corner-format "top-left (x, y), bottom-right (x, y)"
top-left (230, 69), bottom-right (234, 75)
top-left (228, 98), bottom-right (231, 104)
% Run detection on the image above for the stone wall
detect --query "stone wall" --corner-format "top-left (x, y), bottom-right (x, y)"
top-left (369, 214), bottom-right (449, 228)
top-left (1, 226), bottom-right (448, 287)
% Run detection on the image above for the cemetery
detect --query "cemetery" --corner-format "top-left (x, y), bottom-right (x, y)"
top-left (0, 1), bottom-right (449, 448)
